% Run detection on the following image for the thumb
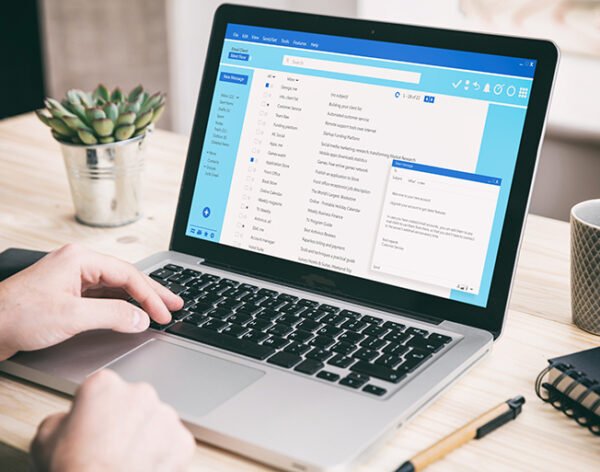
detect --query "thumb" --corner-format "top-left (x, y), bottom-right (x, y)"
top-left (70, 298), bottom-right (150, 334)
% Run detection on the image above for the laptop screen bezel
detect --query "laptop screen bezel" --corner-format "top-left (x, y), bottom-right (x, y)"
top-left (170, 4), bottom-right (558, 338)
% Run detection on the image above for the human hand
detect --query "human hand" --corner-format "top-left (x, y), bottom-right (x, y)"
top-left (0, 244), bottom-right (183, 360)
top-left (31, 369), bottom-right (195, 472)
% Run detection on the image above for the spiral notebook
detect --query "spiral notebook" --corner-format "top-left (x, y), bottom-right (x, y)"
top-left (535, 346), bottom-right (600, 435)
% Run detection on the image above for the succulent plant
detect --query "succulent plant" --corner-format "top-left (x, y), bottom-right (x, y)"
top-left (35, 84), bottom-right (166, 145)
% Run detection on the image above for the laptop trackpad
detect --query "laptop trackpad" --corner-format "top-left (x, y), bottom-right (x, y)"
top-left (105, 339), bottom-right (264, 418)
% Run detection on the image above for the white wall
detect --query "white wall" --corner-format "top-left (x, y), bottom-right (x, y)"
top-left (166, 0), bottom-right (357, 135)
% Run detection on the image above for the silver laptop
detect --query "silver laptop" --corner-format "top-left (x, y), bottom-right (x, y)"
top-left (1, 5), bottom-right (558, 471)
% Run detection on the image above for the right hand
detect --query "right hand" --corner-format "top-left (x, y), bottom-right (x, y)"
top-left (31, 369), bottom-right (195, 472)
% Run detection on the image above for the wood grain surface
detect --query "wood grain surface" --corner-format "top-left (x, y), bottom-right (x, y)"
top-left (0, 113), bottom-right (598, 471)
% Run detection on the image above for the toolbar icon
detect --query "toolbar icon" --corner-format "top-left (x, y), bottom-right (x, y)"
top-left (473, 81), bottom-right (481, 91)
top-left (451, 79), bottom-right (462, 89)
top-left (518, 87), bottom-right (529, 98)
top-left (506, 85), bottom-right (516, 97)
top-left (493, 84), bottom-right (504, 95)
top-left (483, 83), bottom-right (490, 93)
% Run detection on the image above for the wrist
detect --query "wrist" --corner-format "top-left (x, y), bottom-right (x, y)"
top-left (0, 282), bottom-right (18, 361)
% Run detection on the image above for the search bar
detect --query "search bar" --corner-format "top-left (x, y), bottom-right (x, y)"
top-left (283, 55), bottom-right (421, 84)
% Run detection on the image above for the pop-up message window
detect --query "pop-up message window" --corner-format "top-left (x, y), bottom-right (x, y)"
top-left (371, 160), bottom-right (501, 294)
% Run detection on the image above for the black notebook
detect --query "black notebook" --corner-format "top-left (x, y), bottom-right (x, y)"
top-left (535, 346), bottom-right (600, 435)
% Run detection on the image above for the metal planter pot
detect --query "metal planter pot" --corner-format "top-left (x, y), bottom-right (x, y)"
top-left (60, 130), bottom-right (150, 227)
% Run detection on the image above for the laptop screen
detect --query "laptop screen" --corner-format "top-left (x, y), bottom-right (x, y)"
top-left (184, 23), bottom-right (536, 308)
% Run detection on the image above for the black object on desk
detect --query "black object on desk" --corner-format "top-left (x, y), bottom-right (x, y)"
top-left (0, 248), bottom-right (47, 282)
top-left (394, 396), bottom-right (525, 472)
top-left (535, 346), bottom-right (600, 435)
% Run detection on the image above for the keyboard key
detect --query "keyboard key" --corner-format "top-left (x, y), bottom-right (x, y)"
top-left (317, 325), bottom-right (343, 338)
top-left (405, 327), bottom-right (429, 337)
top-left (278, 304), bottom-right (306, 316)
top-left (165, 283), bottom-right (186, 295)
top-left (327, 354), bottom-right (354, 368)
top-left (258, 288), bottom-right (278, 298)
top-left (317, 370), bottom-right (340, 382)
top-left (375, 353), bottom-right (403, 368)
top-left (287, 330), bottom-right (313, 344)
top-left (306, 348), bottom-right (334, 362)
top-left (332, 342), bottom-right (356, 356)
top-left (150, 268), bottom-right (175, 280)
top-left (220, 278), bottom-right (239, 286)
top-left (384, 331), bottom-right (410, 344)
top-left (428, 333), bottom-right (452, 345)
top-left (382, 343), bottom-right (409, 356)
top-left (319, 304), bottom-right (340, 313)
top-left (341, 319), bottom-right (368, 331)
top-left (221, 324), bottom-right (248, 338)
top-left (267, 351), bottom-right (302, 368)
top-left (207, 308), bottom-right (232, 320)
top-left (294, 359), bottom-right (324, 375)
top-left (278, 293), bottom-right (299, 303)
top-left (199, 274), bottom-right (220, 282)
top-left (239, 283), bottom-right (258, 292)
top-left (241, 329), bottom-right (269, 343)
top-left (227, 312), bottom-right (253, 325)
top-left (338, 331), bottom-right (365, 344)
top-left (297, 319), bottom-right (321, 333)
top-left (406, 337), bottom-right (445, 353)
top-left (383, 321), bottom-right (405, 331)
top-left (150, 320), bottom-right (170, 330)
top-left (182, 268), bottom-right (201, 277)
top-left (267, 323), bottom-right (294, 337)
top-left (284, 342), bottom-right (311, 356)
top-left (362, 325), bottom-right (389, 338)
top-left (164, 264), bottom-right (183, 272)
top-left (256, 309), bottom-right (281, 322)
top-left (261, 299), bottom-right (286, 310)
top-left (351, 361), bottom-right (405, 383)
top-left (203, 319), bottom-right (229, 331)
top-left (339, 309), bottom-right (361, 319)
top-left (166, 323), bottom-right (275, 360)
top-left (168, 273), bottom-right (196, 285)
top-left (320, 313), bottom-right (347, 327)
top-left (353, 348), bottom-right (378, 362)
top-left (363, 385), bottom-right (387, 396)
top-left (246, 319), bottom-right (272, 331)
top-left (339, 373), bottom-right (369, 389)
top-left (297, 299), bottom-right (319, 307)
top-left (237, 303), bottom-right (263, 316)
top-left (302, 310), bottom-right (326, 322)
top-left (277, 314), bottom-right (302, 326)
top-left (398, 351), bottom-right (432, 373)
top-left (183, 314), bottom-right (208, 326)
top-left (360, 336), bottom-right (386, 350)
top-left (362, 315), bottom-right (383, 325)
top-left (310, 335), bottom-right (335, 349)
top-left (217, 299), bottom-right (244, 311)
top-left (262, 336), bottom-right (289, 350)
top-left (171, 309), bottom-right (189, 320)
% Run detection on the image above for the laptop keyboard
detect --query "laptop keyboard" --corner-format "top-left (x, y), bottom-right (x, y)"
top-left (148, 264), bottom-right (453, 397)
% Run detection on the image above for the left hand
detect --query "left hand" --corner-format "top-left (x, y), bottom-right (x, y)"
top-left (0, 244), bottom-right (183, 361)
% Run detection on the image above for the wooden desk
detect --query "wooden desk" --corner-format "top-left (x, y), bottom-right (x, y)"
top-left (0, 113), bottom-right (598, 471)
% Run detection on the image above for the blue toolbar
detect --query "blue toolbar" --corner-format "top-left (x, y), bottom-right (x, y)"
top-left (226, 24), bottom-right (537, 78)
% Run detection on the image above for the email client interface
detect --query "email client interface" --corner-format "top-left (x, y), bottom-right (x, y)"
top-left (185, 24), bottom-right (536, 308)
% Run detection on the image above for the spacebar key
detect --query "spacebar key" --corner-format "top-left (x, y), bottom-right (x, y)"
top-left (166, 323), bottom-right (275, 360)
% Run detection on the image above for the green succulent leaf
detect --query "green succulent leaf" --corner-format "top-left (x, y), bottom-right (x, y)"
top-left (134, 126), bottom-right (149, 138)
top-left (35, 109), bottom-right (51, 126)
top-left (150, 103), bottom-right (165, 124)
top-left (99, 136), bottom-right (115, 144)
top-left (77, 128), bottom-right (98, 145)
top-left (135, 110), bottom-right (153, 130)
top-left (86, 107), bottom-right (106, 123)
top-left (115, 124), bottom-right (135, 141)
top-left (51, 130), bottom-right (70, 142)
top-left (92, 118), bottom-right (114, 137)
top-left (125, 101), bottom-right (141, 114)
top-left (140, 92), bottom-right (162, 114)
top-left (62, 115), bottom-right (90, 132)
top-left (93, 84), bottom-right (110, 103)
top-left (111, 87), bottom-right (124, 102)
top-left (103, 102), bottom-right (119, 122)
top-left (48, 118), bottom-right (75, 136)
top-left (128, 84), bottom-right (144, 102)
top-left (116, 111), bottom-right (136, 126)
top-left (66, 90), bottom-right (82, 106)
top-left (67, 102), bottom-right (88, 124)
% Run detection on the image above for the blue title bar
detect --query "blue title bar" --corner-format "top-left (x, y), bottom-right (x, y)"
top-left (226, 24), bottom-right (536, 79)
top-left (392, 160), bottom-right (502, 186)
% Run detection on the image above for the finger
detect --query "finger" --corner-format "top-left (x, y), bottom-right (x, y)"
top-left (68, 298), bottom-right (150, 335)
top-left (80, 253), bottom-right (172, 324)
top-left (145, 275), bottom-right (184, 311)
top-left (83, 287), bottom-right (130, 300)
top-left (35, 412), bottom-right (67, 442)
top-left (31, 411), bottom-right (68, 467)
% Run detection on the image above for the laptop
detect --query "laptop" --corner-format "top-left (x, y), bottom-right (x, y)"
top-left (1, 4), bottom-right (558, 471)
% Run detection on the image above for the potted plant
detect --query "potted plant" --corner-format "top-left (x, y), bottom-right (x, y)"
top-left (35, 84), bottom-right (166, 227)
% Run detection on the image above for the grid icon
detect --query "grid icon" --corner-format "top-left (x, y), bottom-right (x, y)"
top-left (518, 87), bottom-right (528, 99)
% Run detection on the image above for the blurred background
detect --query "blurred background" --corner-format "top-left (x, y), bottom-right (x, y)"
top-left (2, 0), bottom-right (599, 221)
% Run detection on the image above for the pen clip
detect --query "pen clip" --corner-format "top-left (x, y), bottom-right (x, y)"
top-left (475, 396), bottom-right (525, 439)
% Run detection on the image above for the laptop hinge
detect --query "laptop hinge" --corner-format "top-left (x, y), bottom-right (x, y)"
top-left (200, 260), bottom-right (443, 325)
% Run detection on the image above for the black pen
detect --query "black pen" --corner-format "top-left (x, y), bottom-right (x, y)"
top-left (395, 396), bottom-right (525, 472)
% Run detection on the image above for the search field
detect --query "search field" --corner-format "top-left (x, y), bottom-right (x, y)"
top-left (283, 55), bottom-right (421, 84)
